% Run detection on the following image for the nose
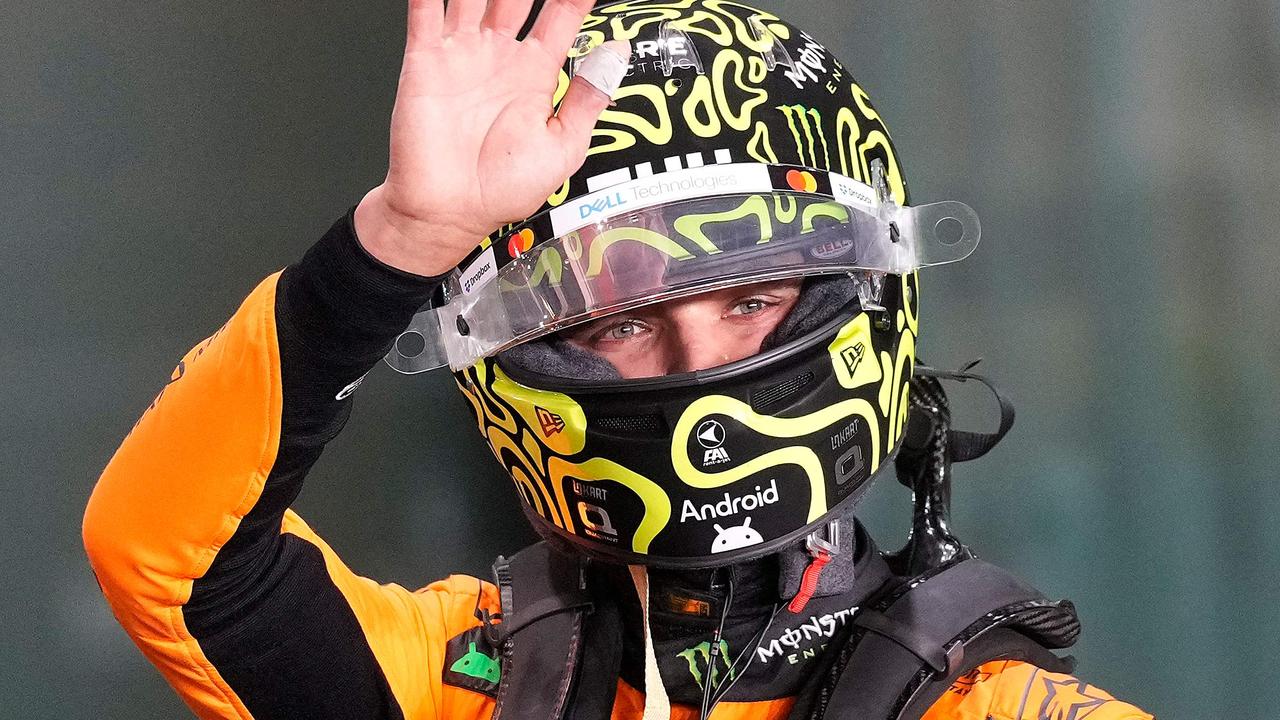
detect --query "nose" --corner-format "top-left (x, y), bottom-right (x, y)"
top-left (665, 313), bottom-right (737, 374)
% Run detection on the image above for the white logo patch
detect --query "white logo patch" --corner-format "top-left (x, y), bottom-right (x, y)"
top-left (459, 246), bottom-right (497, 296)
top-left (711, 517), bottom-right (764, 553)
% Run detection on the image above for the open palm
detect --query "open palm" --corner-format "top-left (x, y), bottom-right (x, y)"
top-left (358, 0), bottom-right (626, 276)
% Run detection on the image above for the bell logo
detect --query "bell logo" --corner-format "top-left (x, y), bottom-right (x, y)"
top-left (536, 406), bottom-right (566, 436)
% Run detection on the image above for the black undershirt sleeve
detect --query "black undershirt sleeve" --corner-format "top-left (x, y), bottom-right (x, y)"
top-left (182, 210), bottom-right (445, 719)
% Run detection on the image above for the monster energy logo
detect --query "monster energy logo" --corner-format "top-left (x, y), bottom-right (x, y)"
top-left (777, 104), bottom-right (831, 169)
top-left (676, 639), bottom-right (736, 690)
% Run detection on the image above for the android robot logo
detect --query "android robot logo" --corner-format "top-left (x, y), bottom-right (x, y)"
top-left (450, 642), bottom-right (501, 684)
top-left (711, 517), bottom-right (764, 553)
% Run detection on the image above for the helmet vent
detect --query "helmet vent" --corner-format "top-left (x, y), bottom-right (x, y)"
top-left (595, 414), bottom-right (667, 437)
top-left (751, 371), bottom-right (816, 411)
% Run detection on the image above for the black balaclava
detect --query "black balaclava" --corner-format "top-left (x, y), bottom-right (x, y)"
top-left (501, 275), bottom-right (865, 604)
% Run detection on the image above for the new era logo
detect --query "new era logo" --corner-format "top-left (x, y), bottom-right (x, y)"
top-left (536, 407), bottom-right (566, 437)
top-left (840, 343), bottom-right (864, 376)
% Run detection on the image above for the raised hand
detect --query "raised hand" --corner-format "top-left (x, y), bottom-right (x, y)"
top-left (355, 0), bottom-right (629, 277)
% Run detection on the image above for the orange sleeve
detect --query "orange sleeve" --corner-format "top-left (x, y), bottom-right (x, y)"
top-left (923, 660), bottom-right (1154, 720)
top-left (83, 273), bottom-right (286, 718)
top-left (83, 214), bottom-right (484, 719)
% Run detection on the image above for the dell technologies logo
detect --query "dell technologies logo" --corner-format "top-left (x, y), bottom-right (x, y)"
top-left (578, 191), bottom-right (628, 219)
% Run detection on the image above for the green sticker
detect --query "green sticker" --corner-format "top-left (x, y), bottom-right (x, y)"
top-left (676, 639), bottom-right (735, 690)
top-left (450, 642), bottom-right (501, 684)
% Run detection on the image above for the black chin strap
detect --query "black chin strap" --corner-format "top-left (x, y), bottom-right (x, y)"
top-left (911, 360), bottom-right (1016, 463)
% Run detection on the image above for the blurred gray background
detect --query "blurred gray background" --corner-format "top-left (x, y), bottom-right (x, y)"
top-left (4, 0), bottom-right (1277, 717)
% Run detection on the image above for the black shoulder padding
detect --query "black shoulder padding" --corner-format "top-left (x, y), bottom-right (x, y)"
top-left (799, 558), bottom-right (1079, 720)
top-left (895, 628), bottom-right (1073, 719)
top-left (489, 543), bottom-right (593, 720)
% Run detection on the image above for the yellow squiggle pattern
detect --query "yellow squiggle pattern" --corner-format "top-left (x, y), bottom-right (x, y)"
top-left (673, 195), bottom-right (772, 247)
top-left (549, 457), bottom-right (672, 553)
top-left (455, 362), bottom-right (673, 554)
top-left (670, 394), bottom-right (882, 523)
top-left (586, 226), bottom-right (701, 275)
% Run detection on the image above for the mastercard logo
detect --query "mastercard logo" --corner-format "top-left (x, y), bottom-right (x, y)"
top-left (786, 169), bottom-right (818, 193)
top-left (507, 228), bottom-right (535, 258)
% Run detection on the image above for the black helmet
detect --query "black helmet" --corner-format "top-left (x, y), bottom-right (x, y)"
top-left (387, 0), bottom-right (979, 568)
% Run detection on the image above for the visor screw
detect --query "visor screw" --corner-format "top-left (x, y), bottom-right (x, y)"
top-left (889, 221), bottom-right (901, 244)
top-left (874, 312), bottom-right (892, 331)
top-left (456, 315), bottom-right (471, 336)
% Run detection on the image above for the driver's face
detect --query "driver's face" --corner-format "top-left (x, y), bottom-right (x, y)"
top-left (560, 278), bottom-right (804, 379)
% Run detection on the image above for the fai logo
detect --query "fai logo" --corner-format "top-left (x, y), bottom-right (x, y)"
top-left (696, 419), bottom-right (730, 466)
top-left (535, 406), bottom-right (566, 436)
top-left (704, 447), bottom-right (730, 465)
top-left (711, 517), bottom-right (764, 553)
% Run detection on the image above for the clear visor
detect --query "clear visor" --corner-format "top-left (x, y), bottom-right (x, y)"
top-left (387, 164), bottom-right (978, 373)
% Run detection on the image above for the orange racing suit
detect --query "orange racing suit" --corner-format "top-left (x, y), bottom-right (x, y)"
top-left (83, 213), bottom-right (1153, 720)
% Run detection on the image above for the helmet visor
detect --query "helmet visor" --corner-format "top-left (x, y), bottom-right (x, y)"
top-left (386, 163), bottom-right (978, 373)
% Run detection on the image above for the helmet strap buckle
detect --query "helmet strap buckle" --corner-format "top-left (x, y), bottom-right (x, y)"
top-left (790, 521), bottom-right (841, 614)
top-left (805, 520), bottom-right (841, 558)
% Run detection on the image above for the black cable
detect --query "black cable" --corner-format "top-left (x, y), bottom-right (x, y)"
top-left (698, 571), bottom-right (734, 720)
top-left (705, 602), bottom-right (784, 716)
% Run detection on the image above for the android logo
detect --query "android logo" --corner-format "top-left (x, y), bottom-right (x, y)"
top-left (450, 641), bottom-right (501, 684)
top-left (711, 517), bottom-right (764, 553)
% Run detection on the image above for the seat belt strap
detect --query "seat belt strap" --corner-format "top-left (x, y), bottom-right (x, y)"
top-left (490, 543), bottom-right (592, 720)
top-left (629, 565), bottom-right (672, 720)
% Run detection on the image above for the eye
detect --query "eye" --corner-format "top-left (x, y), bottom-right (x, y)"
top-left (587, 318), bottom-right (651, 344)
top-left (728, 297), bottom-right (771, 316)
top-left (605, 320), bottom-right (643, 340)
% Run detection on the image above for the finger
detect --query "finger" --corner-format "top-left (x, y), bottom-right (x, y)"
top-left (550, 41), bottom-right (630, 158)
top-left (482, 0), bottom-right (537, 37)
top-left (406, 0), bottom-right (444, 48)
top-left (528, 0), bottom-right (595, 58)
top-left (443, 0), bottom-right (487, 34)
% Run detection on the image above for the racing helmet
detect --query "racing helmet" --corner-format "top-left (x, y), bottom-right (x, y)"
top-left (386, 0), bottom-right (979, 569)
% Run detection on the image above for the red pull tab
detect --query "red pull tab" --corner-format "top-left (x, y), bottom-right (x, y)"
top-left (788, 549), bottom-right (832, 613)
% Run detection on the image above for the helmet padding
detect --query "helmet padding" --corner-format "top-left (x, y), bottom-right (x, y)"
top-left (500, 274), bottom-right (860, 380)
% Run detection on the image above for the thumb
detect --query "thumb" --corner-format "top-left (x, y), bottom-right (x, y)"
top-left (551, 39), bottom-right (631, 159)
